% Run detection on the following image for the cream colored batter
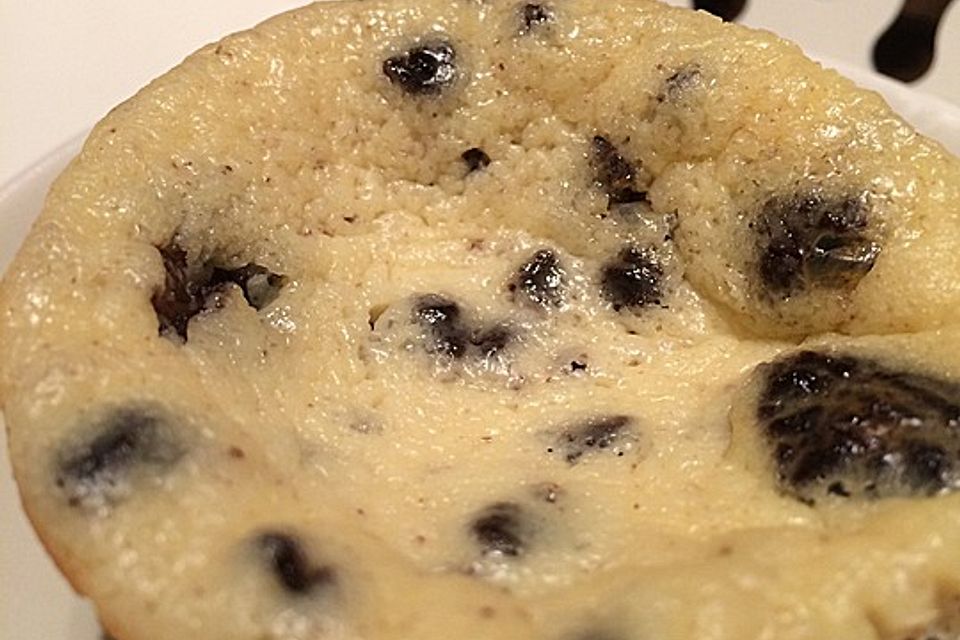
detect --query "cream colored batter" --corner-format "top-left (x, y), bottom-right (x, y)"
top-left (4, 1), bottom-right (960, 639)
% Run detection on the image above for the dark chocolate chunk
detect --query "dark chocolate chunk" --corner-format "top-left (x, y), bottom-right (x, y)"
top-left (413, 294), bottom-right (470, 358)
top-left (600, 247), bottom-right (664, 311)
top-left (470, 502), bottom-right (527, 557)
top-left (151, 241), bottom-right (286, 341)
top-left (550, 415), bottom-right (636, 464)
top-left (461, 147), bottom-right (491, 173)
top-left (520, 3), bottom-right (554, 32)
top-left (255, 531), bottom-right (335, 595)
top-left (509, 249), bottom-right (565, 308)
top-left (383, 41), bottom-right (457, 95)
top-left (55, 406), bottom-right (184, 507)
top-left (754, 190), bottom-right (880, 298)
top-left (755, 350), bottom-right (960, 502)
top-left (590, 136), bottom-right (648, 208)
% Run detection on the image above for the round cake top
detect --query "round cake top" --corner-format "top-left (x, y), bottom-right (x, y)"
top-left (3, 1), bottom-right (960, 639)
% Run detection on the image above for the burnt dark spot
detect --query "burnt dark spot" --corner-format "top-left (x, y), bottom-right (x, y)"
top-left (509, 249), bottom-right (565, 308)
top-left (591, 136), bottom-right (648, 208)
top-left (471, 325), bottom-right (513, 359)
top-left (570, 360), bottom-right (588, 372)
top-left (658, 66), bottom-right (703, 103)
top-left (55, 406), bottom-right (184, 507)
top-left (756, 350), bottom-right (960, 502)
top-left (520, 3), bottom-right (554, 32)
top-left (755, 190), bottom-right (879, 298)
top-left (693, 0), bottom-right (748, 21)
top-left (600, 247), bottom-right (664, 311)
top-left (414, 294), bottom-right (470, 358)
top-left (461, 147), bottom-right (491, 173)
top-left (255, 531), bottom-right (335, 595)
top-left (151, 241), bottom-right (286, 341)
top-left (471, 502), bottom-right (527, 557)
top-left (383, 41), bottom-right (457, 95)
top-left (551, 415), bottom-right (636, 464)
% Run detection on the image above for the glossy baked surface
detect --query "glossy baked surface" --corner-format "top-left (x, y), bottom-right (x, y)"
top-left (4, 1), bottom-right (960, 638)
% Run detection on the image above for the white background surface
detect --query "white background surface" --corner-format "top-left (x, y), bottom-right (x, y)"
top-left (1, 2), bottom-right (960, 640)
top-left (2, 1), bottom-right (960, 189)
top-left (0, 1), bottom-right (305, 188)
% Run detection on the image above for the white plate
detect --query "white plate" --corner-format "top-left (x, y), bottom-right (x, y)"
top-left (2, 60), bottom-right (959, 640)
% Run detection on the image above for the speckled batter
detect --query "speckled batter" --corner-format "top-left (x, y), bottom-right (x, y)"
top-left (4, 1), bottom-right (960, 639)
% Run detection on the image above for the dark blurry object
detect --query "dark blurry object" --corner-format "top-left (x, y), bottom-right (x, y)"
top-left (691, 0), bottom-right (956, 84)
top-left (693, 0), bottom-right (748, 21)
top-left (874, 0), bottom-right (954, 82)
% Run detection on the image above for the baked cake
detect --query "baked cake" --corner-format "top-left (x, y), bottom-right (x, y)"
top-left (4, 1), bottom-right (960, 638)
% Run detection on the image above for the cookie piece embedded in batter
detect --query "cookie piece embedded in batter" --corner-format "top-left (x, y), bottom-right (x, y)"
top-left (747, 350), bottom-right (960, 502)
top-left (383, 41), bottom-right (457, 95)
top-left (508, 249), bottom-right (566, 309)
top-left (253, 531), bottom-right (336, 596)
top-left (55, 405), bottom-right (185, 510)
